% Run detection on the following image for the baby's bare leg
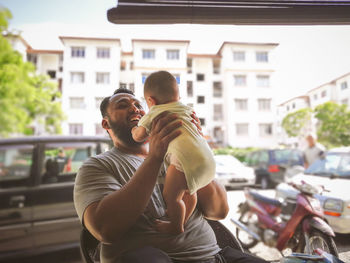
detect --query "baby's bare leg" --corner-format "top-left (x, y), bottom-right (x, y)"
top-left (155, 165), bottom-right (190, 234)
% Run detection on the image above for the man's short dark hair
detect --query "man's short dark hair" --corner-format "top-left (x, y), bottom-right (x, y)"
top-left (100, 88), bottom-right (135, 117)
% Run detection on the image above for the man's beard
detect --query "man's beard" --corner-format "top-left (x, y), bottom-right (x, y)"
top-left (108, 118), bottom-right (143, 147)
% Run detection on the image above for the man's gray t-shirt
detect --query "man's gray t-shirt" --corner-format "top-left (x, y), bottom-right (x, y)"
top-left (74, 147), bottom-right (220, 263)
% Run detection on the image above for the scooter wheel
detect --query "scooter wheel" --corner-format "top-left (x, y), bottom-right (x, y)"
top-left (236, 211), bottom-right (259, 249)
top-left (301, 229), bottom-right (338, 257)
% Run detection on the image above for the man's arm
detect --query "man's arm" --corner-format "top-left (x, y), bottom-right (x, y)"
top-left (83, 112), bottom-right (182, 244)
top-left (196, 179), bottom-right (229, 220)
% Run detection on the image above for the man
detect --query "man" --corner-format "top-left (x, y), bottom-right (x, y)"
top-left (303, 133), bottom-right (325, 169)
top-left (74, 88), bottom-right (267, 263)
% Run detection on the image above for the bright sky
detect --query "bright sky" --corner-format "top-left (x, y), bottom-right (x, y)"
top-left (2, 0), bottom-right (350, 104)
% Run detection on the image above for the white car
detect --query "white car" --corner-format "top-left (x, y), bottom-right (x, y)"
top-left (214, 155), bottom-right (255, 189)
top-left (275, 147), bottom-right (350, 234)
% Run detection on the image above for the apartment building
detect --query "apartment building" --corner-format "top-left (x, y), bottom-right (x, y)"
top-left (277, 71), bottom-right (350, 147)
top-left (9, 33), bottom-right (280, 148)
top-left (59, 36), bottom-right (121, 136)
top-left (218, 42), bottom-right (279, 148)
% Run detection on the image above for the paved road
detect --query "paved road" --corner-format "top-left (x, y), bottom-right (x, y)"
top-left (221, 189), bottom-right (350, 262)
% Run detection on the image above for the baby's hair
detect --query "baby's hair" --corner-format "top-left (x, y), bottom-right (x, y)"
top-left (144, 71), bottom-right (178, 104)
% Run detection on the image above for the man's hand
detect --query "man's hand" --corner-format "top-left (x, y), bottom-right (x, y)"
top-left (148, 111), bottom-right (182, 162)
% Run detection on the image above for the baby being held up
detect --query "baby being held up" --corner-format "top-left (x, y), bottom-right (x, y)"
top-left (132, 70), bottom-right (215, 234)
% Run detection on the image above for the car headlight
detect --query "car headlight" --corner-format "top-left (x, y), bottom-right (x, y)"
top-left (323, 199), bottom-right (343, 212)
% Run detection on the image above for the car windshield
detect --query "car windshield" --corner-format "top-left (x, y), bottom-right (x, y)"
top-left (305, 152), bottom-right (350, 178)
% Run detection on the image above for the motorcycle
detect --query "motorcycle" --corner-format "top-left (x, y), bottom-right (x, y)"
top-left (231, 181), bottom-right (338, 257)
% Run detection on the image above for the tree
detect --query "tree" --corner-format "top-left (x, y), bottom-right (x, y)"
top-left (314, 101), bottom-right (350, 147)
top-left (281, 108), bottom-right (312, 138)
top-left (0, 7), bottom-right (64, 137)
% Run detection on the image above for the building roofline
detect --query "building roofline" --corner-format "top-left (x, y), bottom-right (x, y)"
top-left (188, 53), bottom-right (221, 59)
top-left (278, 95), bottom-right (309, 106)
top-left (217, 41), bottom-right (279, 55)
top-left (132, 39), bottom-right (190, 44)
top-left (307, 71), bottom-right (350, 93)
top-left (27, 49), bottom-right (63, 54)
top-left (59, 36), bottom-right (120, 43)
top-left (3, 32), bottom-right (32, 49)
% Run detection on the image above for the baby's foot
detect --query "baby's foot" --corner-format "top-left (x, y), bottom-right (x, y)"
top-left (154, 219), bottom-right (184, 235)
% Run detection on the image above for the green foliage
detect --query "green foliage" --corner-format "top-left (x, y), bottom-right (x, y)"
top-left (281, 108), bottom-right (312, 137)
top-left (0, 7), bottom-right (64, 137)
top-left (213, 147), bottom-right (260, 163)
top-left (314, 101), bottom-right (350, 147)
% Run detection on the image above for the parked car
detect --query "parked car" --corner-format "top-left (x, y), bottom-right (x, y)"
top-left (214, 155), bottom-right (255, 189)
top-left (245, 149), bottom-right (304, 189)
top-left (0, 136), bottom-right (112, 261)
top-left (275, 147), bottom-right (350, 234)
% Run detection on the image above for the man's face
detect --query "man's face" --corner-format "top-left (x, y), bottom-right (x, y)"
top-left (106, 93), bottom-right (145, 146)
top-left (306, 135), bottom-right (315, 147)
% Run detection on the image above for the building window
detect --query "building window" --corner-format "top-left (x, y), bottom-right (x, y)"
top-left (70, 72), bottom-right (85, 84)
top-left (213, 82), bottom-right (222, 97)
top-left (213, 59), bottom-right (220, 74)
top-left (187, 81), bottom-right (193, 97)
top-left (69, 123), bottom-right (83, 135)
top-left (213, 104), bottom-right (223, 121)
top-left (95, 97), bottom-right (104, 108)
top-left (234, 75), bottom-right (247, 86)
top-left (130, 62), bottom-right (134, 70)
top-left (69, 97), bottom-right (85, 109)
top-left (341, 81), bottom-right (348, 90)
top-left (97, 47), bottom-right (110, 58)
top-left (236, 123), bottom-right (249, 136)
top-left (174, 74), bottom-right (180, 84)
top-left (95, 123), bottom-right (105, 135)
top-left (321, 90), bottom-right (327, 97)
top-left (235, 99), bottom-right (248, 111)
top-left (256, 75), bottom-right (270, 87)
top-left (214, 127), bottom-right (224, 143)
top-left (259, 123), bottom-right (273, 136)
top-left (129, 83), bottom-right (135, 93)
top-left (313, 94), bottom-right (318, 100)
top-left (142, 49), bottom-right (155, 59)
top-left (256, 51), bottom-right (268, 62)
top-left (199, 118), bottom-right (206, 126)
top-left (120, 60), bottom-right (126, 71)
top-left (292, 103), bottom-right (296, 109)
top-left (197, 74), bottom-right (205, 81)
top-left (166, 49), bottom-right (180, 60)
top-left (58, 78), bottom-right (62, 92)
top-left (71, 47), bottom-right (85, 58)
top-left (47, 70), bottom-right (56, 79)
top-left (119, 82), bottom-right (127, 89)
top-left (96, 72), bottom-right (110, 84)
top-left (258, 99), bottom-right (271, 111)
top-left (27, 53), bottom-right (37, 66)
top-left (187, 58), bottom-right (192, 73)
top-left (142, 73), bottom-right (149, 84)
top-left (233, 51), bottom-right (245, 62)
top-left (286, 105), bottom-right (290, 111)
top-left (197, 96), bottom-right (205, 104)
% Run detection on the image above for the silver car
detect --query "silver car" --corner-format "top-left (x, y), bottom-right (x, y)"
top-left (275, 147), bottom-right (350, 234)
top-left (214, 155), bottom-right (255, 189)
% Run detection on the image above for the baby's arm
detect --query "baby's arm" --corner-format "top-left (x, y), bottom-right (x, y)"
top-left (132, 126), bottom-right (149, 142)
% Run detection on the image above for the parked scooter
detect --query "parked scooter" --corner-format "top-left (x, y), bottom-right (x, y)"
top-left (231, 181), bottom-right (338, 257)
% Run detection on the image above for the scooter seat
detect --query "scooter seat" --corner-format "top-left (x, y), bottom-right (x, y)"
top-left (249, 190), bottom-right (282, 207)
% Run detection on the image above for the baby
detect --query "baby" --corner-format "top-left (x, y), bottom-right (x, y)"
top-left (132, 70), bottom-right (215, 235)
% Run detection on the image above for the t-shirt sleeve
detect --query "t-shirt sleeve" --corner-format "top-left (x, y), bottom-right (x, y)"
top-left (73, 158), bottom-right (122, 224)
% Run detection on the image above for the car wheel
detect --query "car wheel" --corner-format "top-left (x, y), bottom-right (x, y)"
top-left (260, 177), bottom-right (269, 189)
